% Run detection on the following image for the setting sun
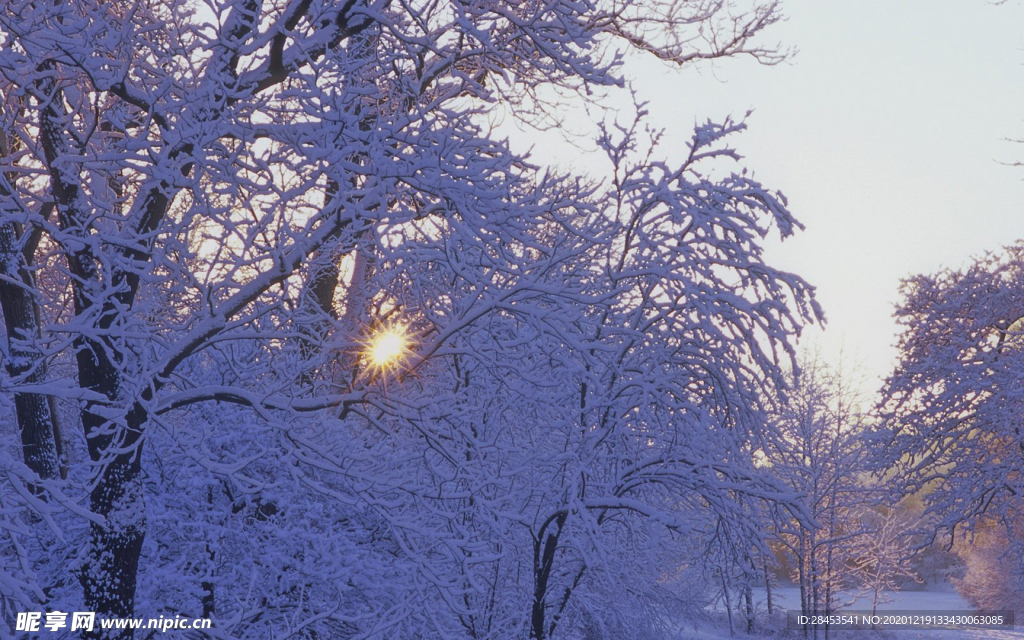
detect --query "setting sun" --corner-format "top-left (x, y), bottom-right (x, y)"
top-left (367, 326), bottom-right (410, 369)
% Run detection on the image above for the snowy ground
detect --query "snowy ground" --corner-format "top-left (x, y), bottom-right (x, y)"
top-left (765, 585), bottom-right (970, 611)
top-left (681, 586), bottom-right (1024, 640)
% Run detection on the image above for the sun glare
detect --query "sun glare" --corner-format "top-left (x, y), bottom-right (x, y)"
top-left (367, 326), bottom-right (410, 370)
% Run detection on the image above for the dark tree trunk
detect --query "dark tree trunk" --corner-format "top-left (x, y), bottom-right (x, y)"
top-left (745, 584), bottom-right (754, 633)
top-left (0, 126), bottom-right (61, 482)
top-left (202, 487), bottom-right (216, 619)
top-left (0, 224), bottom-right (61, 481)
top-left (531, 510), bottom-right (567, 640)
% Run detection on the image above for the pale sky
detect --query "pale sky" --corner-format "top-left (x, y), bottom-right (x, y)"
top-left (507, 1), bottom-right (1024, 395)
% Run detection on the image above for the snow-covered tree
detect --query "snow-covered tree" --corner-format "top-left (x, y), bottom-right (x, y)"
top-left (878, 242), bottom-right (1024, 618)
top-left (0, 0), bottom-right (817, 637)
top-left (763, 356), bottom-right (869, 620)
top-left (285, 114), bottom-right (820, 639)
top-left (850, 506), bottom-right (920, 616)
top-left (878, 242), bottom-right (1024, 537)
top-left (954, 515), bottom-right (1024, 618)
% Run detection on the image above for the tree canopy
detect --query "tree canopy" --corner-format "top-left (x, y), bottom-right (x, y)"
top-left (0, 1), bottom-right (821, 638)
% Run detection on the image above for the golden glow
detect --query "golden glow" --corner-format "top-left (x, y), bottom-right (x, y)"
top-left (367, 326), bottom-right (410, 370)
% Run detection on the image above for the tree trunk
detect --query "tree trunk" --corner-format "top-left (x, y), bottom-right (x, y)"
top-left (78, 386), bottom-right (147, 640)
top-left (744, 584), bottom-right (754, 633)
top-left (0, 224), bottom-right (61, 481)
top-left (721, 571), bottom-right (734, 636)
top-left (531, 511), bottom-right (567, 640)
top-left (0, 125), bottom-right (61, 482)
